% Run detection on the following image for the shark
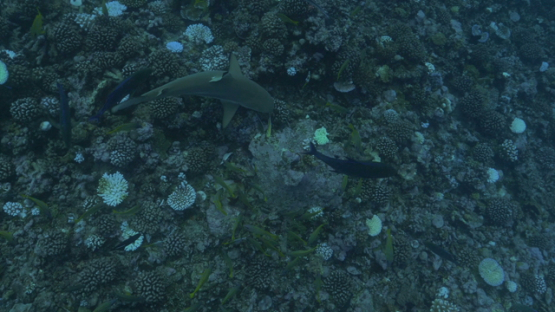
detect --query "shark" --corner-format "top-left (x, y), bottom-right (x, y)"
top-left (111, 54), bottom-right (274, 128)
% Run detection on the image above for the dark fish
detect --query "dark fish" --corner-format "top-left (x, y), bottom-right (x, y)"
top-left (113, 233), bottom-right (141, 250)
top-left (306, 143), bottom-right (396, 179)
top-left (424, 242), bottom-right (459, 265)
top-left (57, 83), bottom-right (71, 149)
top-left (510, 303), bottom-right (538, 312)
top-left (89, 68), bottom-right (152, 123)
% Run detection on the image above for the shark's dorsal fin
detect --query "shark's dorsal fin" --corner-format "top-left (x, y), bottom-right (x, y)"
top-left (228, 54), bottom-right (242, 77)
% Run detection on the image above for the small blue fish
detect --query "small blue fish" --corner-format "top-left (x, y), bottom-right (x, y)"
top-left (306, 143), bottom-right (396, 179)
top-left (89, 68), bottom-right (152, 123)
top-left (57, 83), bottom-right (71, 148)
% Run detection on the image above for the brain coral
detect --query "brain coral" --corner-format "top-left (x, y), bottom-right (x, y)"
top-left (479, 258), bottom-right (505, 286)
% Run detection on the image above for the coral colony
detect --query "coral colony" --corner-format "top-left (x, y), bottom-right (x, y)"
top-left (1, 0), bottom-right (555, 311)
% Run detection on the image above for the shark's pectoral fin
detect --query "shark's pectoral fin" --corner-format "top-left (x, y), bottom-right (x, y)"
top-left (221, 100), bottom-right (240, 128)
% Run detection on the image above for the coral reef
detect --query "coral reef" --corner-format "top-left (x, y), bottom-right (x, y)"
top-left (1, 0), bottom-right (554, 311)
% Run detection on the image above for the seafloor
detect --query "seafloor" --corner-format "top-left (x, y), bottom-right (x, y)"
top-left (0, 0), bottom-right (554, 311)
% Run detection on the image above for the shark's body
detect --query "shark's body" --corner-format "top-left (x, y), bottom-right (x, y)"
top-left (111, 54), bottom-right (274, 128)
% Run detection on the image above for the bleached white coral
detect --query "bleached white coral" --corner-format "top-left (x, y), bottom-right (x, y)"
top-left (184, 24), bottom-right (214, 44)
top-left (366, 215), bottom-right (382, 236)
top-left (167, 182), bottom-right (196, 211)
top-left (287, 67), bottom-right (297, 76)
top-left (120, 221), bottom-right (143, 251)
top-left (148, 0), bottom-right (167, 14)
top-left (316, 243), bottom-right (333, 260)
top-left (313, 127), bottom-right (329, 145)
top-left (437, 286), bottom-right (449, 299)
top-left (0, 60), bottom-right (8, 85)
top-left (125, 234), bottom-right (143, 252)
top-left (97, 172), bottom-right (128, 206)
top-left (121, 221), bottom-right (137, 239)
top-left (479, 258), bottom-right (505, 286)
top-left (430, 299), bottom-right (459, 312)
top-left (506, 280), bottom-right (518, 292)
top-left (3, 202), bottom-right (26, 218)
top-left (307, 206), bottom-right (323, 219)
top-left (85, 234), bottom-right (105, 251)
top-left (486, 168), bottom-right (499, 183)
top-left (73, 13), bottom-right (96, 29)
top-left (200, 45), bottom-right (227, 71)
top-left (93, 1), bottom-right (127, 17)
top-left (74, 152), bottom-right (85, 163)
top-left (166, 41), bottom-right (183, 53)
top-left (510, 117), bottom-right (526, 134)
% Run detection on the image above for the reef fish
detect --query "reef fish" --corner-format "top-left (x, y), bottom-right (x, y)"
top-left (90, 68), bottom-right (152, 123)
top-left (57, 83), bottom-right (71, 148)
top-left (424, 242), bottom-right (459, 266)
top-left (111, 54), bottom-right (274, 128)
top-left (30, 8), bottom-right (46, 37)
top-left (113, 233), bottom-right (141, 250)
top-left (306, 143), bottom-right (396, 179)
